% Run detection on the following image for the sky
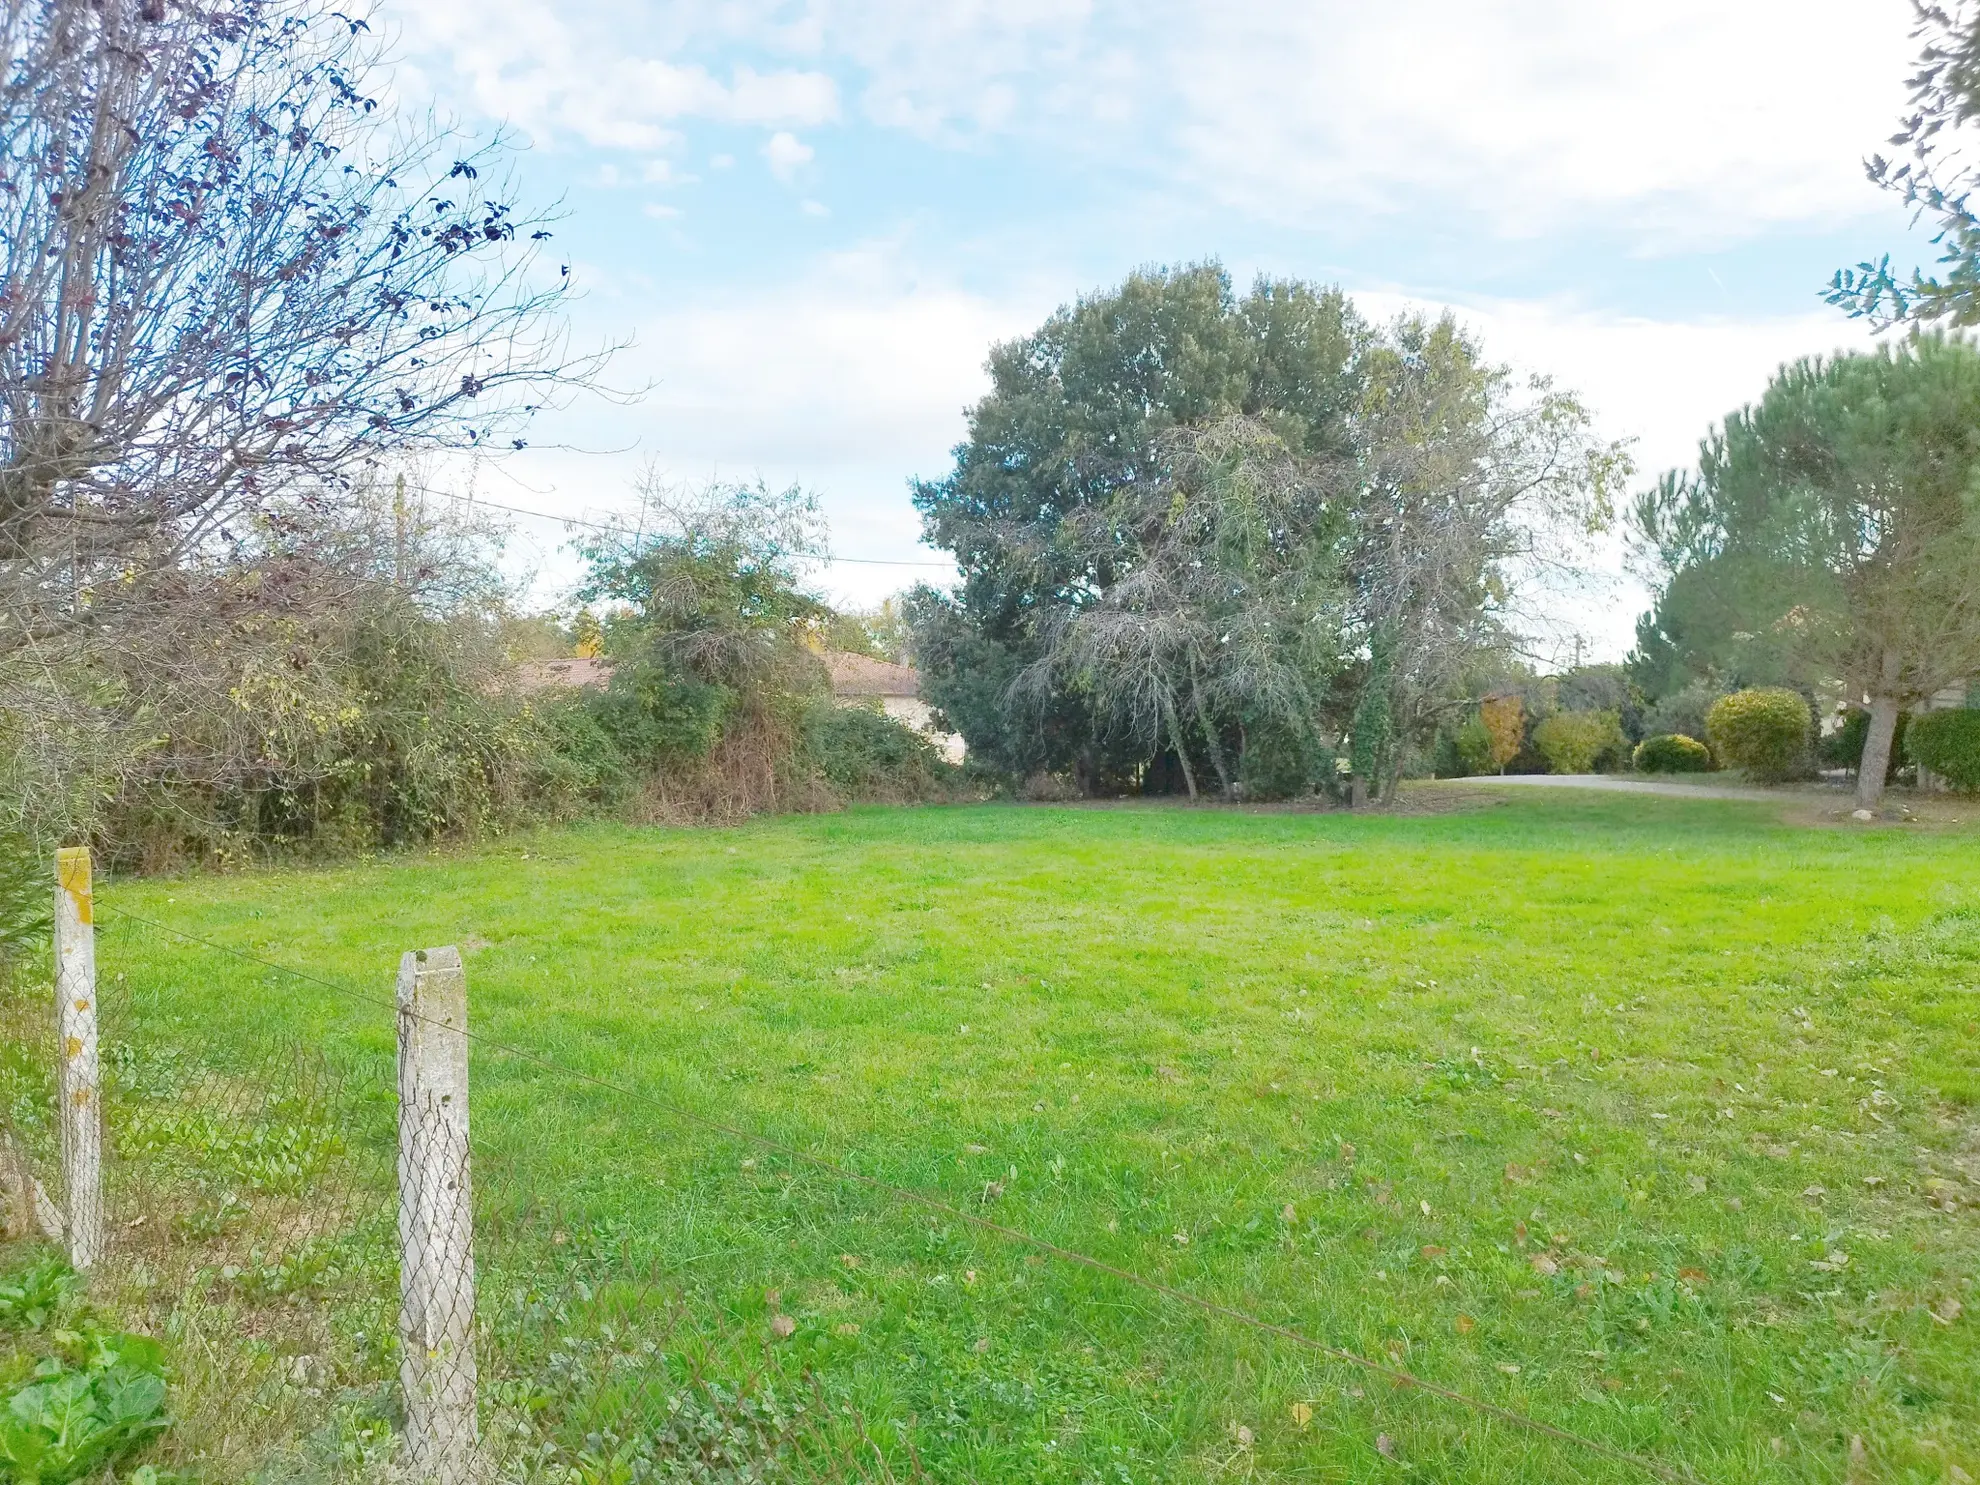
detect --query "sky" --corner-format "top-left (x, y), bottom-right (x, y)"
top-left (388, 0), bottom-right (1934, 661)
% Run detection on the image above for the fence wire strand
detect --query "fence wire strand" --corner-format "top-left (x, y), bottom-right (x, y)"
top-left (85, 903), bottom-right (1700, 1485)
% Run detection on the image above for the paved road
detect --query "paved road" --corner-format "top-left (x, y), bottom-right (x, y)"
top-left (1443, 774), bottom-right (1830, 804)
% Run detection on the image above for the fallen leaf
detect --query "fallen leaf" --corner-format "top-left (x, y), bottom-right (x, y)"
top-left (1803, 1184), bottom-right (1827, 1202)
top-left (1929, 1295), bottom-right (1963, 1325)
top-left (769, 1314), bottom-right (796, 1339)
top-left (1863, 1173), bottom-right (1885, 1187)
top-left (1455, 1313), bottom-right (1476, 1334)
top-left (1504, 1162), bottom-right (1530, 1184)
top-left (1235, 1425), bottom-right (1254, 1448)
top-left (1530, 1253), bottom-right (1560, 1276)
top-left (1156, 1064), bottom-right (1180, 1081)
top-left (1290, 1402), bottom-right (1313, 1428)
top-left (835, 1322), bottom-right (860, 1336)
top-left (972, 1336), bottom-right (991, 1353)
top-left (1339, 1141), bottom-right (1357, 1163)
top-left (965, 1143), bottom-right (990, 1155)
top-left (764, 1289), bottom-right (781, 1309)
top-left (1421, 1245), bottom-right (1447, 1260)
top-left (840, 1254), bottom-right (861, 1269)
top-left (1282, 1203), bottom-right (1297, 1223)
top-left (1678, 1267), bottom-right (1708, 1283)
top-left (1375, 1433), bottom-right (1397, 1459)
top-left (1420, 1199), bottom-right (1433, 1217)
top-left (1497, 1362), bottom-right (1521, 1375)
top-left (1687, 1174), bottom-right (1708, 1194)
top-left (1513, 1220), bottom-right (1529, 1247)
top-left (1173, 1230), bottom-right (1189, 1246)
top-left (981, 1181), bottom-right (1004, 1202)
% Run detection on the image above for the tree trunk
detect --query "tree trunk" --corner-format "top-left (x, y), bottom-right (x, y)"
top-left (1187, 661), bottom-right (1233, 799)
top-left (1161, 690), bottom-right (1197, 800)
top-left (1856, 694), bottom-right (1901, 811)
top-left (1350, 774), bottom-right (1367, 809)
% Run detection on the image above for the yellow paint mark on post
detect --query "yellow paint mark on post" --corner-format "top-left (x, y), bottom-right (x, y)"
top-left (64, 1037), bottom-right (81, 1059)
top-left (55, 847), bottom-right (92, 925)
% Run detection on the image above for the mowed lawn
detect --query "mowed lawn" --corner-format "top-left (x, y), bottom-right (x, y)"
top-left (100, 790), bottom-right (1978, 1483)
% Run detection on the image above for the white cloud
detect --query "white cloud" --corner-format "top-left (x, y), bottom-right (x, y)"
top-left (1164, 1), bottom-right (1917, 242)
top-left (396, 0), bottom-right (838, 151)
top-left (393, 0), bottom-right (1918, 243)
top-left (642, 159), bottom-right (698, 187)
top-left (764, 130), bottom-right (816, 183)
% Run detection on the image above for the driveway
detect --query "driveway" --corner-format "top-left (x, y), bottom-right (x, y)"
top-left (1443, 774), bottom-right (1825, 804)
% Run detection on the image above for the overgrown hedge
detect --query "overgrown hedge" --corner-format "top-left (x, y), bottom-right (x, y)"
top-left (1906, 708), bottom-right (1980, 790)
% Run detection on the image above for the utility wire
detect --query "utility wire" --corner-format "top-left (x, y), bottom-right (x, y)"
top-left (398, 481), bottom-right (957, 569)
top-left (99, 902), bottom-right (1699, 1485)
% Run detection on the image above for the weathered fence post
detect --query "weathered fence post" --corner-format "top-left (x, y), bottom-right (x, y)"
top-left (54, 847), bottom-right (101, 1271)
top-left (397, 945), bottom-right (478, 1483)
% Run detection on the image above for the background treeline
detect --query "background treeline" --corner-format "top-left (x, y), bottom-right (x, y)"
top-left (5, 475), bottom-right (949, 886)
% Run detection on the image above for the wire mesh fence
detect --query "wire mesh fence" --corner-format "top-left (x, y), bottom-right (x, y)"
top-left (0, 852), bottom-right (1696, 1485)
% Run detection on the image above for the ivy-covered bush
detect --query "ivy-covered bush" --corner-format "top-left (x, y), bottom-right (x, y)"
top-left (801, 701), bottom-right (948, 799)
top-left (1239, 719), bottom-right (1332, 799)
top-left (1633, 733), bottom-right (1711, 773)
top-left (1705, 688), bottom-right (1811, 782)
top-left (1532, 710), bottom-right (1626, 774)
top-left (1906, 708), bottom-right (1980, 790)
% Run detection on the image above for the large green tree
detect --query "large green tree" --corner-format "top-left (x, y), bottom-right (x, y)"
top-left (1634, 335), bottom-right (1980, 808)
top-left (911, 264), bottom-right (1618, 800)
top-left (909, 263), bottom-right (1364, 787)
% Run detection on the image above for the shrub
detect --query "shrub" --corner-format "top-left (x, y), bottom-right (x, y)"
top-left (1820, 707), bottom-right (1910, 780)
top-left (1239, 720), bottom-right (1329, 800)
top-left (1478, 694), bottom-right (1523, 772)
top-left (801, 701), bottom-right (946, 799)
top-left (1633, 733), bottom-right (1711, 773)
top-left (588, 659), bottom-right (730, 765)
top-left (1906, 708), bottom-right (1980, 790)
top-left (1532, 711), bottom-right (1625, 774)
top-left (1642, 681), bottom-right (1726, 747)
top-left (1705, 687), bottom-right (1811, 782)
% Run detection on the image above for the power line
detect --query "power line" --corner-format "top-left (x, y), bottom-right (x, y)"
top-left (101, 901), bottom-right (1700, 1485)
top-left (402, 482), bottom-right (957, 569)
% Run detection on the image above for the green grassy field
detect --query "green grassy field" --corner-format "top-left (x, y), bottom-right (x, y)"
top-left (87, 790), bottom-right (1980, 1482)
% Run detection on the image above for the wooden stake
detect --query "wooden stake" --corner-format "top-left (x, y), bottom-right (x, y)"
top-left (396, 945), bottom-right (477, 1483)
top-left (54, 847), bottom-right (101, 1270)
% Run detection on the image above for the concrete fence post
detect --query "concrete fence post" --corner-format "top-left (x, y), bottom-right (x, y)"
top-left (54, 847), bottom-right (101, 1271)
top-left (396, 945), bottom-right (478, 1484)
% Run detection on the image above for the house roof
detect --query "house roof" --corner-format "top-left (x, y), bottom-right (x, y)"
top-left (507, 650), bottom-right (920, 699)
top-left (512, 655), bottom-right (613, 692)
top-left (824, 650), bottom-right (921, 697)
